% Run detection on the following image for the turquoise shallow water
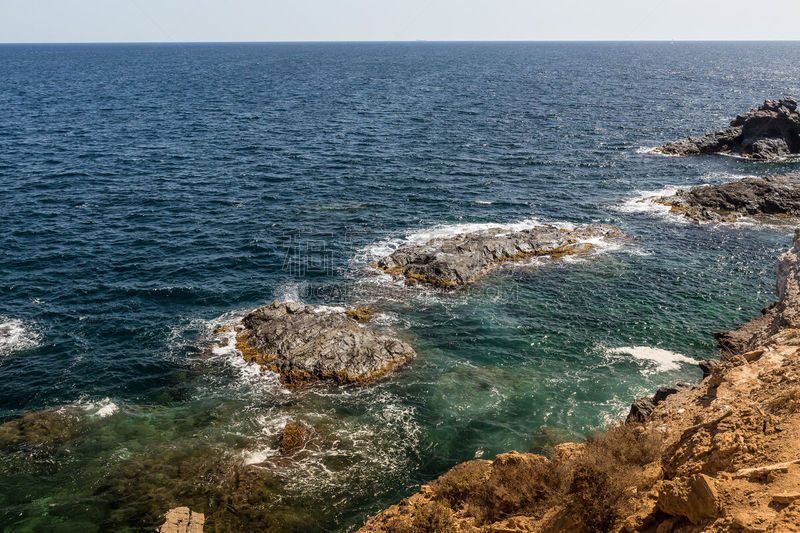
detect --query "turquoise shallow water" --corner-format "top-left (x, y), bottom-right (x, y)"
top-left (0, 42), bottom-right (799, 531)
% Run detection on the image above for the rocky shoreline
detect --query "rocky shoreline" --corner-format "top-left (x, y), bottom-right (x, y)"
top-left (358, 233), bottom-right (800, 532)
top-left (644, 173), bottom-right (800, 223)
top-left (656, 98), bottom-right (800, 160)
top-left (230, 302), bottom-right (415, 387)
top-left (372, 224), bottom-right (626, 288)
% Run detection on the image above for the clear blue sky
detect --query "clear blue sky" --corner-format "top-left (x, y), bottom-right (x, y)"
top-left (2, 0), bottom-right (799, 43)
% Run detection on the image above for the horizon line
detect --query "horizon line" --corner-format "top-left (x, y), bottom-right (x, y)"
top-left (3, 39), bottom-right (800, 45)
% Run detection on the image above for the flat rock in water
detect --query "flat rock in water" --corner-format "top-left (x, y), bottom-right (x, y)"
top-left (157, 507), bottom-right (204, 533)
top-left (646, 173), bottom-right (800, 223)
top-left (656, 98), bottom-right (800, 160)
top-left (372, 224), bottom-right (626, 287)
top-left (234, 302), bottom-right (415, 386)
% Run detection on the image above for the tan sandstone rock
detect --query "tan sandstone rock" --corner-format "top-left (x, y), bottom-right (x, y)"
top-left (157, 507), bottom-right (204, 533)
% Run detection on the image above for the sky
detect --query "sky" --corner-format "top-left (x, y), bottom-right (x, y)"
top-left (1, 0), bottom-right (800, 43)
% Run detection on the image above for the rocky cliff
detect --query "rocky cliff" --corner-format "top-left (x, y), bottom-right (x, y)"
top-left (359, 232), bottom-right (800, 533)
top-left (657, 98), bottom-right (800, 160)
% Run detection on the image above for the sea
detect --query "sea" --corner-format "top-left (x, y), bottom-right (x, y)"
top-left (1, 41), bottom-right (799, 531)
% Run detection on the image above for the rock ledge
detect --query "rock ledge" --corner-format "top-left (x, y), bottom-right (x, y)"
top-left (372, 224), bottom-right (626, 287)
top-left (645, 173), bottom-right (800, 223)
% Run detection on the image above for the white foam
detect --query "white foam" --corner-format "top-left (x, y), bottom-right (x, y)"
top-left (476, 200), bottom-right (493, 205)
top-left (0, 318), bottom-right (41, 356)
top-left (615, 186), bottom-right (685, 217)
top-left (272, 281), bottom-right (307, 304)
top-left (636, 146), bottom-right (679, 156)
top-left (70, 397), bottom-right (120, 418)
top-left (312, 305), bottom-right (347, 315)
top-left (607, 346), bottom-right (698, 374)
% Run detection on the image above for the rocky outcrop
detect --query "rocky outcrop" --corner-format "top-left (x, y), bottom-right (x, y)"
top-left (372, 224), bottom-right (626, 287)
top-left (157, 507), bottom-right (204, 533)
top-left (657, 98), bottom-right (800, 160)
top-left (233, 302), bottom-right (415, 386)
top-left (646, 173), bottom-right (800, 223)
top-left (358, 234), bottom-right (800, 533)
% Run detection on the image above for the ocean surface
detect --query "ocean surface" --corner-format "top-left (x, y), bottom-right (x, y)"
top-left (1, 42), bottom-right (799, 531)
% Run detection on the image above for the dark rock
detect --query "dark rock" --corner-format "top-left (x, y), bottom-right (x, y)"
top-left (647, 173), bottom-right (800, 223)
top-left (235, 302), bottom-right (415, 386)
top-left (698, 360), bottom-right (720, 379)
top-left (653, 383), bottom-right (692, 404)
top-left (657, 98), bottom-right (800, 160)
top-left (372, 224), bottom-right (626, 287)
top-left (627, 397), bottom-right (656, 423)
top-left (628, 383), bottom-right (692, 423)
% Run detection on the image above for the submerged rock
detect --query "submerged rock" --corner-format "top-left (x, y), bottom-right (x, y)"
top-left (157, 507), bottom-right (204, 533)
top-left (657, 98), bottom-right (800, 160)
top-left (372, 224), bottom-right (626, 287)
top-left (0, 408), bottom-right (82, 450)
top-left (278, 421), bottom-right (315, 456)
top-left (234, 302), bottom-right (415, 386)
top-left (645, 173), bottom-right (800, 223)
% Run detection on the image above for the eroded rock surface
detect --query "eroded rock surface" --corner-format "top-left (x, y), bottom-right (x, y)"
top-left (647, 173), bottom-right (800, 223)
top-left (358, 234), bottom-right (800, 533)
top-left (372, 224), bottom-right (626, 287)
top-left (657, 98), bottom-right (800, 160)
top-left (234, 302), bottom-right (415, 386)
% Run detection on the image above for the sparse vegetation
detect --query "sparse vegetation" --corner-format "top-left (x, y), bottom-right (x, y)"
top-left (419, 422), bottom-right (664, 532)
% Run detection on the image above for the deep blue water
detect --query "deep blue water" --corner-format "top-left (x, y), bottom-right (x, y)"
top-left (0, 42), bottom-right (799, 531)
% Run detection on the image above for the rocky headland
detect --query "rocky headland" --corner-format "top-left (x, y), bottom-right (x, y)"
top-left (656, 98), bottom-right (800, 160)
top-left (644, 173), bottom-right (800, 223)
top-left (358, 232), bottom-right (800, 532)
top-left (231, 302), bottom-right (415, 387)
top-left (372, 224), bottom-right (626, 288)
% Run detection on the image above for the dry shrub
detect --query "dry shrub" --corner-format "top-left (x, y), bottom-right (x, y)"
top-left (382, 501), bottom-right (456, 533)
top-left (412, 501), bottom-right (456, 533)
top-left (558, 422), bottom-right (663, 532)
top-left (430, 460), bottom-right (491, 504)
top-left (423, 423), bottom-right (663, 533)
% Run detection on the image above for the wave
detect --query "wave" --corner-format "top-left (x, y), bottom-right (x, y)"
top-left (76, 397), bottom-right (120, 418)
top-left (0, 317), bottom-right (41, 356)
top-left (636, 146), bottom-right (678, 157)
top-left (605, 346), bottom-right (699, 375)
